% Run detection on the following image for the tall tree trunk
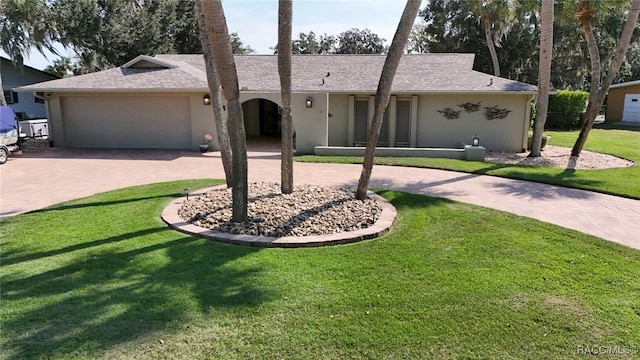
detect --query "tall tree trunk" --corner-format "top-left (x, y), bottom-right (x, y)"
top-left (201, 0), bottom-right (248, 222)
top-left (483, 15), bottom-right (501, 77)
top-left (0, 61), bottom-right (6, 106)
top-left (355, 0), bottom-right (421, 200)
top-left (278, 0), bottom-right (294, 194)
top-left (571, 0), bottom-right (640, 157)
top-left (528, 0), bottom-right (554, 157)
top-left (195, 0), bottom-right (233, 186)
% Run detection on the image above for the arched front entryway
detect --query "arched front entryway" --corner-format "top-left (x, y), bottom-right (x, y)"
top-left (242, 98), bottom-right (281, 138)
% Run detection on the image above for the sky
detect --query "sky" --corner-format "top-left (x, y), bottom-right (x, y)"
top-left (4, 0), bottom-right (422, 71)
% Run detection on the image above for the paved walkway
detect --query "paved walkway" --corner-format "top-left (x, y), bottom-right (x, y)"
top-left (1, 146), bottom-right (639, 250)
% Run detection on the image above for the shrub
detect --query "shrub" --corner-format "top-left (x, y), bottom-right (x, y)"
top-left (546, 90), bottom-right (589, 130)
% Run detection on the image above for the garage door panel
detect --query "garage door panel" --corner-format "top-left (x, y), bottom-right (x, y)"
top-left (62, 96), bottom-right (191, 148)
top-left (622, 94), bottom-right (640, 123)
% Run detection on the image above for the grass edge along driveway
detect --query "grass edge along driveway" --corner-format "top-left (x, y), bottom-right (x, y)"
top-left (1, 179), bottom-right (638, 359)
top-left (295, 127), bottom-right (640, 199)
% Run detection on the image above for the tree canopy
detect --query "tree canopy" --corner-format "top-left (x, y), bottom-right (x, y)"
top-left (50, 0), bottom-right (253, 72)
top-left (411, 0), bottom-right (640, 91)
top-left (281, 28), bottom-right (387, 55)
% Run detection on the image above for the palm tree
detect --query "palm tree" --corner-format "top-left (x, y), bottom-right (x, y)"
top-left (278, 0), bottom-right (294, 194)
top-left (199, 0), bottom-right (249, 222)
top-left (570, 0), bottom-right (640, 157)
top-left (469, 0), bottom-right (516, 77)
top-left (355, 0), bottom-right (422, 200)
top-left (528, 0), bottom-right (554, 157)
top-left (195, 0), bottom-right (233, 187)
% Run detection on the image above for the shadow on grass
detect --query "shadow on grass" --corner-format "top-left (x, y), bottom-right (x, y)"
top-left (375, 189), bottom-right (456, 210)
top-left (1, 227), bottom-right (168, 266)
top-left (1, 190), bottom-right (271, 359)
top-left (2, 234), bottom-right (268, 359)
top-left (28, 193), bottom-right (185, 214)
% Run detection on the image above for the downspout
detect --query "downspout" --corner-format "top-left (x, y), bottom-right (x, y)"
top-left (36, 91), bottom-right (53, 145)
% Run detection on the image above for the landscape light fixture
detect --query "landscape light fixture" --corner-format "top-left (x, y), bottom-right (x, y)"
top-left (305, 97), bottom-right (313, 108)
top-left (184, 187), bottom-right (191, 201)
top-left (203, 94), bottom-right (211, 105)
top-left (472, 134), bottom-right (480, 146)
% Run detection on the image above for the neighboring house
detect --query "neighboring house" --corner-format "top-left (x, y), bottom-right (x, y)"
top-left (16, 54), bottom-right (536, 153)
top-left (1, 57), bottom-right (59, 120)
top-left (606, 80), bottom-right (640, 123)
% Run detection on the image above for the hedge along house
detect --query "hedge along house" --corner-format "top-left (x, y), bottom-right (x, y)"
top-left (16, 53), bottom-right (536, 153)
top-left (606, 80), bottom-right (640, 123)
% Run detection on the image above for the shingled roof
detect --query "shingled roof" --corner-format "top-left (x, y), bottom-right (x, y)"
top-left (17, 53), bottom-right (536, 94)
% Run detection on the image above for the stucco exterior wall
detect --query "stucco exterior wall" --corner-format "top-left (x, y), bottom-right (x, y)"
top-left (606, 84), bottom-right (640, 123)
top-left (326, 93), bottom-right (531, 152)
top-left (239, 92), bottom-right (328, 154)
top-left (417, 94), bottom-right (530, 151)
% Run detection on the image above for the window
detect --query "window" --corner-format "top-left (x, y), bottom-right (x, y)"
top-left (35, 96), bottom-right (45, 104)
top-left (354, 99), bottom-right (368, 145)
top-left (353, 98), bottom-right (391, 146)
top-left (395, 99), bottom-right (411, 146)
top-left (3, 90), bottom-right (19, 104)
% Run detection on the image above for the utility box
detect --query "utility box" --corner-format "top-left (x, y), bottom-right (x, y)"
top-left (19, 119), bottom-right (49, 139)
top-left (465, 145), bottom-right (486, 162)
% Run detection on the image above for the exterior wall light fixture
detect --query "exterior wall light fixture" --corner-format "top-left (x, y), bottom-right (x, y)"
top-left (305, 97), bottom-right (313, 108)
top-left (472, 134), bottom-right (480, 146)
top-left (203, 94), bottom-right (211, 105)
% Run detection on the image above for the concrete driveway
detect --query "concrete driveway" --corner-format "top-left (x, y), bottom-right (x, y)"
top-left (1, 146), bottom-right (639, 250)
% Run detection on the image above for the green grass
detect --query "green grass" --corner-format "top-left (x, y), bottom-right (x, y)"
top-left (295, 126), bottom-right (640, 199)
top-left (1, 180), bottom-right (639, 359)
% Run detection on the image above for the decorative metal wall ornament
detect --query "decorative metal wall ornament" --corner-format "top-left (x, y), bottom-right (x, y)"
top-left (438, 107), bottom-right (461, 119)
top-left (484, 105), bottom-right (511, 120)
top-left (458, 102), bottom-right (481, 113)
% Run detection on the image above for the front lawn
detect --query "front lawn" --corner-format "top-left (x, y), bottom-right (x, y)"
top-left (295, 127), bottom-right (640, 199)
top-left (1, 180), bottom-right (638, 359)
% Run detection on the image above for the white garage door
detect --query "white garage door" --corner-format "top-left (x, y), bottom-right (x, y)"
top-left (62, 96), bottom-right (191, 148)
top-left (622, 94), bottom-right (640, 123)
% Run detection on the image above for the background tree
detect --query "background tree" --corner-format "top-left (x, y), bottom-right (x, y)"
top-left (356, 0), bottom-right (421, 200)
top-left (1, 0), bottom-right (59, 105)
top-left (195, 0), bottom-right (233, 186)
top-left (278, 0), bottom-right (294, 194)
top-left (51, 0), bottom-right (253, 71)
top-left (529, 0), bottom-right (554, 157)
top-left (335, 28), bottom-right (387, 54)
top-left (570, 0), bottom-right (640, 156)
top-left (471, 0), bottom-right (516, 77)
top-left (43, 56), bottom-right (74, 77)
top-left (229, 32), bottom-right (255, 54)
top-left (199, 0), bottom-right (249, 222)
top-left (412, 0), bottom-right (534, 80)
top-left (290, 31), bottom-right (336, 54)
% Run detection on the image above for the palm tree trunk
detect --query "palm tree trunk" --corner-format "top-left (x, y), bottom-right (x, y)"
top-left (195, 0), bottom-right (233, 186)
top-left (528, 0), bottom-right (553, 157)
top-left (278, 0), bottom-right (294, 194)
top-left (355, 0), bottom-right (421, 200)
top-left (201, 0), bottom-right (248, 222)
top-left (571, 0), bottom-right (640, 157)
top-left (483, 15), bottom-right (501, 77)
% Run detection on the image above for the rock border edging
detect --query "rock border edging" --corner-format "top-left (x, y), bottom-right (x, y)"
top-left (161, 185), bottom-right (397, 248)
